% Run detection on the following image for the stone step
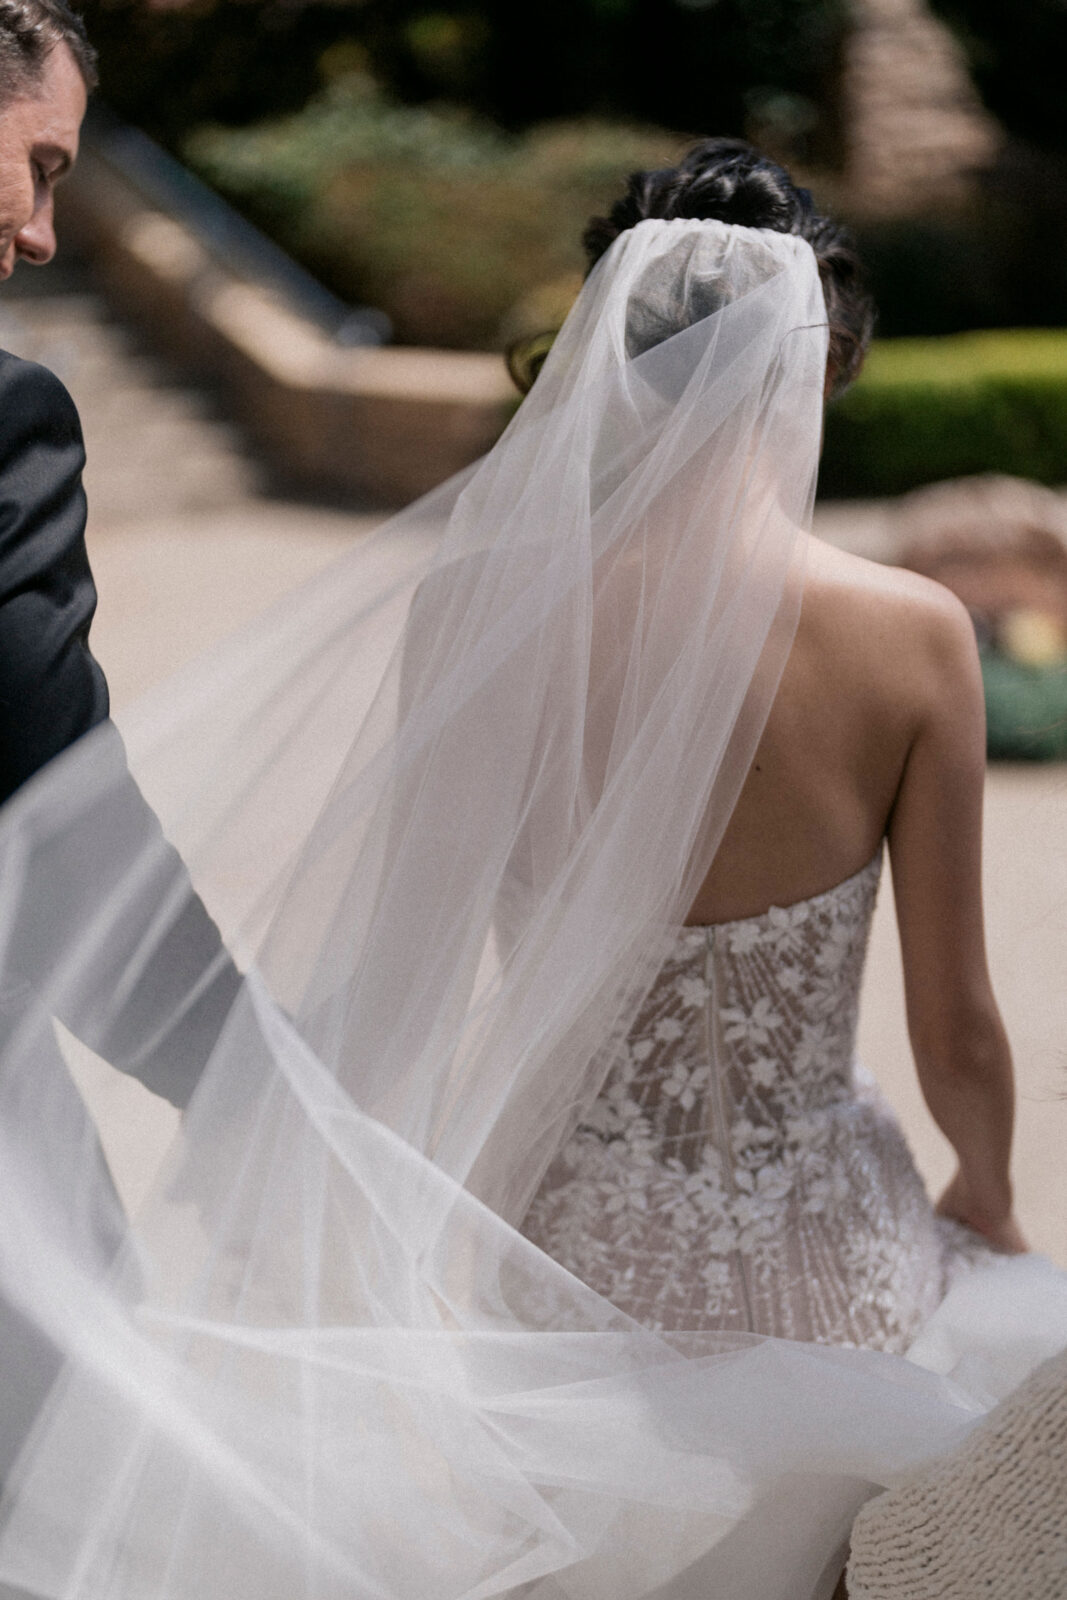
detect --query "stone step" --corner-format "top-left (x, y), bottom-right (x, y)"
top-left (0, 279), bottom-right (264, 521)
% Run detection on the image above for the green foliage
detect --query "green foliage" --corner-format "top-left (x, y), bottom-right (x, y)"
top-left (79, 0), bottom-right (849, 162)
top-left (982, 650), bottom-right (1067, 761)
top-left (77, 1), bottom-right (356, 143)
top-left (929, 0), bottom-right (1067, 156)
top-left (851, 204), bottom-right (1067, 339)
top-left (186, 78), bottom-right (682, 348)
top-left (78, 1), bottom-right (1066, 344)
top-left (820, 330), bottom-right (1067, 499)
top-left (356, 0), bottom-right (850, 161)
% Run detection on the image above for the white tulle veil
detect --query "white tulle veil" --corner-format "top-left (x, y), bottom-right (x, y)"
top-left (0, 217), bottom-right (1044, 1600)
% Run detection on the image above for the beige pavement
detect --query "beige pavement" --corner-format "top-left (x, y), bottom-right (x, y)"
top-left (87, 500), bottom-right (380, 707)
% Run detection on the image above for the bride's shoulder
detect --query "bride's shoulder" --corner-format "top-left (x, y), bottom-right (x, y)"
top-left (798, 537), bottom-right (980, 721)
top-left (803, 537), bottom-right (975, 655)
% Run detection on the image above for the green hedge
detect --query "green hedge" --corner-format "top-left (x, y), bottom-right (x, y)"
top-left (982, 649), bottom-right (1067, 761)
top-left (820, 330), bottom-right (1067, 498)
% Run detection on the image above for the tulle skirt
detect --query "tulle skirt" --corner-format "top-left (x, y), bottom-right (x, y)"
top-left (1, 971), bottom-right (1064, 1600)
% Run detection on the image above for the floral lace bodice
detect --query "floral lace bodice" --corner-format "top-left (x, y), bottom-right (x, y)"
top-left (521, 848), bottom-right (986, 1351)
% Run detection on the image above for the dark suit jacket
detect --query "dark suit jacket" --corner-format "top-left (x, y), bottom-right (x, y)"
top-left (0, 352), bottom-right (249, 1487)
top-left (0, 348), bottom-right (241, 1108)
top-left (0, 350), bottom-right (108, 795)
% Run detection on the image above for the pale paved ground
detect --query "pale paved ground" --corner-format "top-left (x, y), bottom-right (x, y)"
top-left (2, 269), bottom-right (1064, 1266)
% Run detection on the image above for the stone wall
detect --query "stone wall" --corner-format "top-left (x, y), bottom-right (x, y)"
top-left (59, 147), bottom-right (516, 507)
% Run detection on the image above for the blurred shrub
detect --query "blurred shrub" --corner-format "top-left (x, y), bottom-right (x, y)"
top-left (78, 2), bottom-right (1065, 347)
top-left (355, 0), bottom-right (850, 165)
top-left (849, 148), bottom-right (1067, 339)
top-left (855, 216), bottom-right (1016, 338)
top-left (982, 650), bottom-right (1067, 760)
top-left (820, 330), bottom-right (1067, 498)
top-left (79, 0), bottom-right (849, 164)
top-left (186, 77), bottom-right (681, 348)
top-left (930, 0), bottom-right (1067, 158)
top-left (77, 0), bottom-right (359, 144)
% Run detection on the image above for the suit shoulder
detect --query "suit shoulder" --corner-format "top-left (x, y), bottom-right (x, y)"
top-left (0, 347), bottom-right (82, 443)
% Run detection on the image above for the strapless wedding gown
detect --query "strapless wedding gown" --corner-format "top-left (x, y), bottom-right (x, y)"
top-left (522, 848), bottom-right (991, 1351)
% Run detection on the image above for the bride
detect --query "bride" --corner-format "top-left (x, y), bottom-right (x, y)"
top-left (519, 140), bottom-right (1027, 1348)
top-left (0, 138), bottom-right (1062, 1600)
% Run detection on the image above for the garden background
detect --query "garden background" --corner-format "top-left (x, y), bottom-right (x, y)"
top-left (73, 0), bottom-right (1067, 499)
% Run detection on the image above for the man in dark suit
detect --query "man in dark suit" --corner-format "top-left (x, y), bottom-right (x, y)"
top-left (0, 1), bottom-right (241, 1091)
top-left (0, 2), bottom-right (243, 1508)
top-left (0, 3), bottom-right (103, 792)
top-left (0, 350), bottom-right (108, 791)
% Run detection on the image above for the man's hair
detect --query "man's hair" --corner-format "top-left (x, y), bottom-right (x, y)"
top-left (0, 0), bottom-right (97, 104)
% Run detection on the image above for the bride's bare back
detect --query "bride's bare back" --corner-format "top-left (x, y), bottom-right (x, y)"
top-left (691, 534), bottom-right (985, 924)
top-left (690, 532), bottom-right (1025, 1253)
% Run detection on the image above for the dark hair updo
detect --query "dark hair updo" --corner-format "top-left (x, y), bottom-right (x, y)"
top-left (584, 137), bottom-right (874, 399)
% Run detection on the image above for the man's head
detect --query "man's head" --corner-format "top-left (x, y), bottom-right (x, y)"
top-left (0, 1), bottom-right (95, 279)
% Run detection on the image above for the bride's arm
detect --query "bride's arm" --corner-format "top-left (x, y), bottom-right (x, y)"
top-left (886, 586), bottom-right (1027, 1253)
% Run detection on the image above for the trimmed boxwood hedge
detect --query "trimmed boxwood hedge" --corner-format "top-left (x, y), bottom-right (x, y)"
top-left (819, 329), bottom-right (1067, 498)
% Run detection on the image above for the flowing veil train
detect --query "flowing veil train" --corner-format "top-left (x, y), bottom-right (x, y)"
top-left (0, 218), bottom-right (1064, 1600)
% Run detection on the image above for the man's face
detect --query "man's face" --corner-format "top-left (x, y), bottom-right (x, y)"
top-left (0, 43), bottom-right (86, 280)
